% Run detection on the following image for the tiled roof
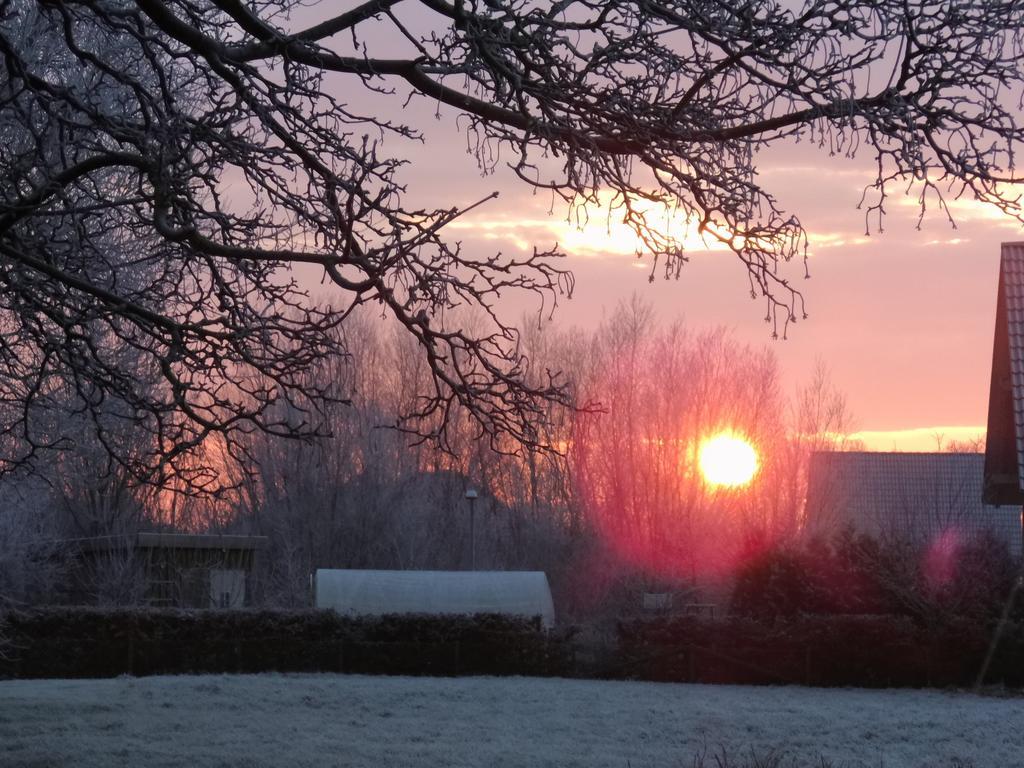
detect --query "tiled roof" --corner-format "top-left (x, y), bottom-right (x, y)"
top-left (1002, 243), bottom-right (1024, 491)
top-left (984, 244), bottom-right (1024, 502)
top-left (806, 451), bottom-right (1021, 555)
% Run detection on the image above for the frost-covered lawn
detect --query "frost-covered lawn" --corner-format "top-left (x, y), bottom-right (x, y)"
top-left (1, 674), bottom-right (1020, 767)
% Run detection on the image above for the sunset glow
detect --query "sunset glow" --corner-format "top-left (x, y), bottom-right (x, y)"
top-left (698, 433), bottom-right (759, 487)
top-left (555, 190), bottom-right (738, 257)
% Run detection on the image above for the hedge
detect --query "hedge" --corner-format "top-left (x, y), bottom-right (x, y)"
top-left (0, 608), bottom-right (574, 679)
top-left (614, 614), bottom-right (1024, 688)
top-left (7, 608), bottom-right (1024, 688)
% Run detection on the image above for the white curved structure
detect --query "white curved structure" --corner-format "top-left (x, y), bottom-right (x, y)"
top-left (314, 569), bottom-right (555, 628)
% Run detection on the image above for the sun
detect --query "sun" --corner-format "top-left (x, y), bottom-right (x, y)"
top-left (698, 433), bottom-right (759, 487)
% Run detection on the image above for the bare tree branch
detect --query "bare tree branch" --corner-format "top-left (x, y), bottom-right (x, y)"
top-left (0, 0), bottom-right (1021, 486)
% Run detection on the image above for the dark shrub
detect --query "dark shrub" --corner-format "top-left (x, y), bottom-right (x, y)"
top-left (732, 530), bottom-right (1022, 625)
top-left (730, 547), bottom-right (825, 621)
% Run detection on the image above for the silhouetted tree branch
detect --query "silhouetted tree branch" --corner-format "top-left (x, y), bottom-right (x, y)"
top-left (1, 0), bottom-right (1021, 485)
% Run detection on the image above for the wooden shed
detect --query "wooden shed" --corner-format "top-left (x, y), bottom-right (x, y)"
top-left (73, 532), bottom-right (267, 608)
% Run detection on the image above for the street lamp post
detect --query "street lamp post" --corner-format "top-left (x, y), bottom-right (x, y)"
top-left (465, 489), bottom-right (478, 571)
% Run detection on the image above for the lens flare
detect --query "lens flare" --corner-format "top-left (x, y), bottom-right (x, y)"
top-left (699, 433), bottom-right (758, 487)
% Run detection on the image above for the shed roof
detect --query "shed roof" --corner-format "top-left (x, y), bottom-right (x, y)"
top-left (984, 243), bottom-right (1024, 503)
top-left (806, 451), bottom-right (1020, 554)
top-left (74, 532), bottom-right (267, 552)
top-left (314, 569), bottom-right (555, 628)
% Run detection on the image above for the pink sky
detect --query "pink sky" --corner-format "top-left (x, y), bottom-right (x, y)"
top-left (368, 111), bottom-right (1016, 449)
top-left (290, 6), bottom-right (1023, 450)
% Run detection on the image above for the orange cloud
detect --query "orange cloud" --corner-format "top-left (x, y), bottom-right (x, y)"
top-left (850, 425), bottom-right (985, 452)
top-left (445, 190), bottom-right (736, 258)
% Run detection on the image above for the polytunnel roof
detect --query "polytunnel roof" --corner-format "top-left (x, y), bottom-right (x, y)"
top-left (314, 569), bottom-right (555, 628)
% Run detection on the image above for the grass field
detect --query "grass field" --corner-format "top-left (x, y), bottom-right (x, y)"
top-left (1, 674), bottom-right (1019, 767)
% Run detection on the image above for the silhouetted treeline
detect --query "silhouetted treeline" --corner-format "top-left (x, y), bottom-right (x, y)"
top-left (1, 298), bottom-right (857, 618)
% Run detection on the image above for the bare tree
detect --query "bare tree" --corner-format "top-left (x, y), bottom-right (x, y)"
top-left (226, 308), bottom-right (575, 604)
top-left (569, 298), bottom-right (786, 596)
top-left (943, 435), bottom-right (987, 454)
top-left (774, 361), bottom-right (856, 535)
top-left (1, 0), bottom-right (1022, 481)
top-left (0, 477), bottom-right (66, 607)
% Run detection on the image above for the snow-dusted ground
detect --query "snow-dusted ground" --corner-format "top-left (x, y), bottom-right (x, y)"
top-left (1, 674), bottom-right (1020, 767)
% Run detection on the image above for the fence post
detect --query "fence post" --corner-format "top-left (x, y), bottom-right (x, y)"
top-left (925, 643), bottom-right (932, 688)
top-left (126, 620), bottom-right (136, 677)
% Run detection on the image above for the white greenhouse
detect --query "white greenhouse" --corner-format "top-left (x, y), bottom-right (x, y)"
top-left (313, 569), bottom-right (555, 628)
